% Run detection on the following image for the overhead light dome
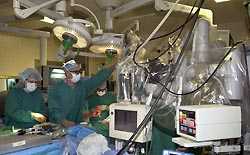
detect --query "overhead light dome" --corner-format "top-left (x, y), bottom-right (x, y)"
top-left (53, 17), bottom-right (92, 48)
top-left (90, 33), bottom-right (124, 55)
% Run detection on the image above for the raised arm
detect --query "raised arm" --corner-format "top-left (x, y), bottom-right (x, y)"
top-left (84, 64), bottom-right (116, 94)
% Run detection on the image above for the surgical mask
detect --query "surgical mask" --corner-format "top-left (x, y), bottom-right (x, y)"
top-left (97, 90), bottom-right (106, 96)
top-left (71, 73), bottom-right (81, 83)
top-left (24, 82), bottom-right (37, 92)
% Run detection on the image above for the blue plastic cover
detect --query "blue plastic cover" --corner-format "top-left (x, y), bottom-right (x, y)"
top-left (6, 125), bottom-right (94, 155)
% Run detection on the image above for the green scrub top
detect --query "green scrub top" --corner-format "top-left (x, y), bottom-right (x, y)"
top-left (4, 88), bottom-right (47, 129)
top-left (48, 68), bottom-right (113, 124)
top-left (88, 92), bottom-right (116, 110)
top-left (87, 92), bottom-right (116, 137)
top-left (150, 121), bottom-right (177, 155)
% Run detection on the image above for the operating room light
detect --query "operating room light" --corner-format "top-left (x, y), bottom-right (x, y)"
top-left (50, 69), bottom-right (65, 79)
top-left (51, 69), bottom-right (65, 74)
top-left (52, 2), bottom-right (125, 58)
top-left (53, 17), bottom-right (92, 48)
top-left (214, 0), bottom-right (230, 3)
top-left (50, 73), bottom-right (66, 79)
top-left (90, 33), bottom-right (123, 55)
top-left (40, 16), bottom-right (55, 24)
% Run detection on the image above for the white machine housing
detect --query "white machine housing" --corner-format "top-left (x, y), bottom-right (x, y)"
top-left (176, 104), bottom-right (241, 142)
top-left (109, 103), bottom-right (152, 143)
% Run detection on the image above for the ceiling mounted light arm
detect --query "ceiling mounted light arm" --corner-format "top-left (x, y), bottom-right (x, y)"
top-left (70, 0), bottom-right (102, 34)
top-left (73, 19), bottom-right (96, 29)
top-left (155, 0), bottom-right (216, 26)
top-left (13, 0), bottom-right (62, 19)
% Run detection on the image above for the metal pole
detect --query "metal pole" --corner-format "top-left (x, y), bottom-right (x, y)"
top-left (40, 37), bottom-right (47, 66)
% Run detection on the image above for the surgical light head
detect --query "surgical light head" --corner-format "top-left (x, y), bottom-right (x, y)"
top-left (90, 33), bottom-right (124, 55)
top-left (53, 17), bottom-right (92, 49)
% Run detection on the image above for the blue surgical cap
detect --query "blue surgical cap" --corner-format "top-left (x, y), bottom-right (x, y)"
top-left (63, 60), bottom-right (81, 71)
top-left (19, 68), bottom-right (42, 81)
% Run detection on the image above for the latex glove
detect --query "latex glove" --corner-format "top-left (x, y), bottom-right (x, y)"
top-left (91, 106), bottom-right (102, 117)
top-left (62, 119), bottom-right (76, 128)
top-left (31, 112), bottom-right (47, 123)
top-left (101, 120), bottom-right (109, 126)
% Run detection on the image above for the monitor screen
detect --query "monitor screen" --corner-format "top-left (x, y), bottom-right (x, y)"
top-left (115, 110), bottom-right (137, 132)
top-left (163, 150), bottom-right (193, 155)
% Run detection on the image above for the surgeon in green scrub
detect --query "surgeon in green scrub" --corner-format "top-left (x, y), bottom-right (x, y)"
top-left (84, 82), bottom-right (116, 137)
top-left (48, 60), bottom-right (116, 128)
top-left (4, 68), bottom-right (47, 128)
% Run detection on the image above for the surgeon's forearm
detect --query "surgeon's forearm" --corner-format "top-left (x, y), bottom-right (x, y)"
top-left (86, 68), bottom-right (113, 93)
top-left (103, 62), bottom-right (117, 71)
top-left (52, 111), bottom-right (64, 124)
top-left (62, 119), bottom-right (76, 128)
top-left (93, 62), bottom-right (117, 82)
top-left (12, 110), bottom-right (35, 123)
top-left (48, 95), bottom-right (63, 124)
top-left (97, 68), bottom-right (113, 78)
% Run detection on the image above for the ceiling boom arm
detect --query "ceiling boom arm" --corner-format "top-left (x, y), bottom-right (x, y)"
top-left (155, 0), bottom-right (215, 26)
top-left (13, 0), bottom-right (62, 19)
top-left (112, 0), bottom-right (215, 26)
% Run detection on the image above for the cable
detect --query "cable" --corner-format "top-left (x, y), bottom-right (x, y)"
top-left (137, 0), bottom-right (199, 65)
top-left (118, 0), bottom-right (182, 68)
top-left (148, 140), bottom-right (152, 155)
top-left (118, 8), bottom-right (201, 153)
top-left (117, 1), bottom-right (204, 154)
top-left (118, 0), bottom-right (243, 153)
top-left (133, 0), bottom-right (203, 87)
top-left (118, 8), bottom-right (243, 155)
top-left (135, 40), bottom-right (243, 155)
top-left (126, 41), bottom-right (243, 155)
top-left (117, 65), bottom-right (177, 155)
top-left (122, 10), bottom-right (244, 155)
top-left (134, 0), bottom-right (181, 57)
top-left (133, 0), bottom-right (243, 96)
top-left (116, 79), bottom-right (168, 155)
top-left (123, 41), bottom-right (243, 155)
top-left (145, 41), bottom-right (242, 96)
top-left (150, 5), bottom-right (198, 41)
